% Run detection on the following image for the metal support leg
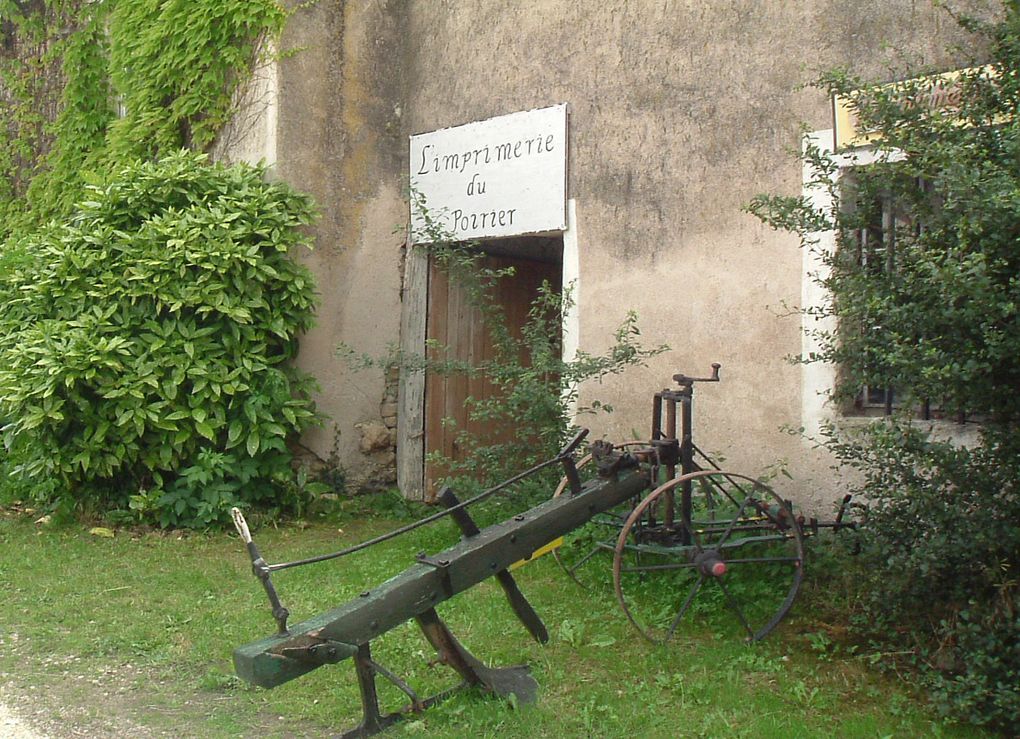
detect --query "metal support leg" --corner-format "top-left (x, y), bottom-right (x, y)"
top-left (340, 643), bottom-right (402, 739)
top-left (438, 487), bottom-right (549, 644)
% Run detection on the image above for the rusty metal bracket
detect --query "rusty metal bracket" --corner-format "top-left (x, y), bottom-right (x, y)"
top-left (278, 638), bottom-right (358, 666)
top-left (591, 440), bottom-right (640, 479)
top-left (414, 552), bottom-right (452, 570)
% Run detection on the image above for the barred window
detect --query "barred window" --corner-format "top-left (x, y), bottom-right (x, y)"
top-left (799, 130), bottom-right (975, 433)
top-left (842, 173), bottom-right (965, 421)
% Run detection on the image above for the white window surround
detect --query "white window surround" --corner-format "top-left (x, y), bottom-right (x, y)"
top-left (802, 131), bottom-right (981, 447)
top-left (800, 130), bottom-right (904, 436)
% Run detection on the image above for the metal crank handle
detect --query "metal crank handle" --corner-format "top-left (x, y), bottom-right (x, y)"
top-left (673, 363), bottom-right (721, 385)
top-left (231, 507), bottom-right (290, 635)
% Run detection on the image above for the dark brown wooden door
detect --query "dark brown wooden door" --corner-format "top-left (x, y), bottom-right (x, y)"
top-left (424, 253), bottom-right (561, 498)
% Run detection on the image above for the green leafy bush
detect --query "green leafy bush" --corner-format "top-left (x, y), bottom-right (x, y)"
top-left (929, 592), bottom-right (1020, 728)
top-left (747, 4), bottom-right (1020, 729)
top-left (830, 423), bottom-right (1020, 730)
top-left (0, 151), bottom-right (320, 527)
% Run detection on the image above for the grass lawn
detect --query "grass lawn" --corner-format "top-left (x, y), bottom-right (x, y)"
top-left (0, 497), bottom-right (991, 738)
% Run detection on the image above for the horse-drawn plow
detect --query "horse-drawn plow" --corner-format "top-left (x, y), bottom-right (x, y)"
top-left (231, 366), bottom-right (852, 736)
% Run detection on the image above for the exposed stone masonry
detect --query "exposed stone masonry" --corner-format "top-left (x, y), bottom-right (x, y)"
top-left (352, 364), bottom-right (399, 491)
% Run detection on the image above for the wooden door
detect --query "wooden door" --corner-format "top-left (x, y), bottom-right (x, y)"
top-left (424, 253), bottom-right (561, 498)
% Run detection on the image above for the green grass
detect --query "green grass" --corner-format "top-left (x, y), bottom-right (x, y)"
top-left (0, 500), bottom-right (991, 738)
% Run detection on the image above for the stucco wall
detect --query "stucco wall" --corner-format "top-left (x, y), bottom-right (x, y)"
top-left (264, 0), bottom-right (994, 506)
top-left (272, 0), bottom-right (408, 488)
top-left (391, 0), bottom-right (993, 509)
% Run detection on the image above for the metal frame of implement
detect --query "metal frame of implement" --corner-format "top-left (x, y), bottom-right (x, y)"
top-left (231, 431), bottom-right (650, 738)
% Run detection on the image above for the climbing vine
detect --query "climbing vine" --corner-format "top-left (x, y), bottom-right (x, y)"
top-left (0, 0), bottom-right (287, 235)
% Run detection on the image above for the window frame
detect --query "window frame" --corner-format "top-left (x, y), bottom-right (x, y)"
top-left (799, 129), bottom-right (905, 434)
top-left (800, 131), bottom-right (973, 432)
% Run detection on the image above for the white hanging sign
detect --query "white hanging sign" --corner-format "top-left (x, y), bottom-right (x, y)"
top-left (409, 104), bottom-right (567, 243)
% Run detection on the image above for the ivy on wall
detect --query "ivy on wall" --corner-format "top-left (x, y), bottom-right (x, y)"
top-left (0, 0), bottom-right (71, 230)
top-left (0, 0), bottom-right (287, 235)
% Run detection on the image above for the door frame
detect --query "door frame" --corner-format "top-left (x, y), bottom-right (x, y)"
top-left (396, 200), bottom-right (579, 500)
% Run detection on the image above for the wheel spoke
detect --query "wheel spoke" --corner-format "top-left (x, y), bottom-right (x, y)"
top-left (716, 576), bottom-right (755, 639)
top-left (696, 467), bottom-right (754, 510)
top-left (567, 544), bottom-right (606, 576)
top-left (665, 573), bottom-right (706, 640)
top-left (709, 494), bottom-right (753, 547)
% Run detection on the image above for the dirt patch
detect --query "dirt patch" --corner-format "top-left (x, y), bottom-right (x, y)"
top-left (0, 651), bottom-right (176, 738)
top-left (0, 633), bottom-right (326, 738)
top-left (1, 696), bottom-right (46, 739)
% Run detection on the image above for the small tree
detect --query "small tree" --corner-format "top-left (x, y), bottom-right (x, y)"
top-left (346, 194), bottom-right (667, 504)
top-left (747, 4), bottom-right (1020, 729)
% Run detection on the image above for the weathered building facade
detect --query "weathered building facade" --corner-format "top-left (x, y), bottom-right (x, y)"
top-left (220, 0), bottom-right (994, 505)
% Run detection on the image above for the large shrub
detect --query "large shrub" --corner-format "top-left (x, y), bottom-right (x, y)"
top-left (829, 424), bottom-right (1020, 728)
top-left (748, 3), bottom-right (1020, 730)
top-left (0, 151), bottom-right (319, 527)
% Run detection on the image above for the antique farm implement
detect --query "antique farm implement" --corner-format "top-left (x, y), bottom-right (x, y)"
top-left (231, 366), bottom-right (852, 736)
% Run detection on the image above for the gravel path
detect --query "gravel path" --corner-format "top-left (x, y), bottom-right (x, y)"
top-left (0, 699), bottom-right (47, 739)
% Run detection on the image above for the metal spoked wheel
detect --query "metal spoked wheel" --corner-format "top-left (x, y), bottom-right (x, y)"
top-left (551, 443), bottom-right (649, 587)
top-left (612, 470), bottom-right (803, 643)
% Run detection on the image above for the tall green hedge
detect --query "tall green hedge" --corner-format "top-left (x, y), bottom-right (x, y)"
top-left (0, 152), bottom-right (320, 526)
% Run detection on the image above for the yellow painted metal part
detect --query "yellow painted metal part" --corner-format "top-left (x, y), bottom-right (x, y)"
top-left (509, 537), bottom-right (563, 571)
